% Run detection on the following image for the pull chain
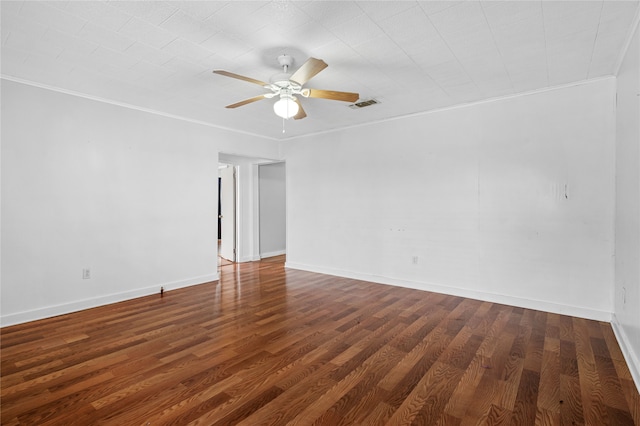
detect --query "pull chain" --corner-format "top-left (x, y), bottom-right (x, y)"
top-left (282, 116), bottom-right (285, 133)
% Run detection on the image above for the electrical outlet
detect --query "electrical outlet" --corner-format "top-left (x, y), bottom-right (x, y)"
top-left (82, 268), bottom-right (91, 279)
top-left (412, 256), bottom-right (419, 265)
top-left (622, 287), bottom-right (626, 304)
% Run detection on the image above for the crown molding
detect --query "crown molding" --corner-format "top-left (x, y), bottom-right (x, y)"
top-left (0, 75), bottom-right (279, 141)
top-left (2, 74), bottom-right (617, 144)
top-left (613, 4), bottom-right (640, 76)
top-left (280, 76), bottom-right (617, 142)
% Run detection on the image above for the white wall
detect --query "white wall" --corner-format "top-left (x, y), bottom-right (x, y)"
top-left (0, 80), bottom-right (278, 326)
top-left (259, 162), bottom-right (286, 258)
top-left (283, 78), bottom-right (616, 321)
top-left (613, 21), bottom-right (640, 390)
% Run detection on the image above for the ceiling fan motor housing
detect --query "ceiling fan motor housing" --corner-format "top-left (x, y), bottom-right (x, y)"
top-left (270, 72), bottom-right (297, 88)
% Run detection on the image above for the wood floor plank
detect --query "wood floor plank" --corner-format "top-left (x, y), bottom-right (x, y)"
top-left (510, 368), bottom-right (541, 425)
top-left (560, 373), bottom-right (585, 425)
top-left (441, 353), bottom-right (489, 421)
top-left (1, 255), bottom-right (638, 425)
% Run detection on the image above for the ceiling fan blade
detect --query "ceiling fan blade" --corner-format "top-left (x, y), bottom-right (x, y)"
top-left (225, 95), bottom-right (268, 108)
top-left (293, 99), bottom-right (307, 120)
top-left (290, 58), bottom-right (328, 85)
top-left (213, 70), bottom-right (269, 87)
top-left (306, 89), bottom-right (359, 103)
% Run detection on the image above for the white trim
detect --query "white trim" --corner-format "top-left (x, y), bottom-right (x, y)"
top-left (2, 75), bottom-right (616, 144)
top-left (284, 262), bottom-right (612, 322)
top-left (0, 273), bottom-right (218, 327)
top-left (0, 75), bottom-right (278, 141)
top-left (253, 163), bottom-right (262, 262)
top-left (613, 5), bottom-right (640, 76)
top-left (261, 250), bottom-right (286, 259)
top-left (611, 314), bottom-right (640, 393)
top-left (280, 76), bottom-right (617, 142)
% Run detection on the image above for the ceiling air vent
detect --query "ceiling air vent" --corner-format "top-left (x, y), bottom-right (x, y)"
top-left (348, 99), bottom-right (380, 109)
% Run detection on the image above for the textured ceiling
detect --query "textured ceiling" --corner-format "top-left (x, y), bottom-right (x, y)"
top-left (2, 1), bottom-right (639, 140)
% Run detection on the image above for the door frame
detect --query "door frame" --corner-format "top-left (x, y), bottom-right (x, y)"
top-left (218, 163), bottom-right (237, 262)
top-left (218, 153), bottom-right (285, 264)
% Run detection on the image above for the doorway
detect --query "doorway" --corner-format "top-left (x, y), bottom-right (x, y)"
top-left (219, 164), bottom-right (236, 264)
top-left (217, 153), bottom-right (287, 267)
top-left (258, 162), bottom-right (286, 259)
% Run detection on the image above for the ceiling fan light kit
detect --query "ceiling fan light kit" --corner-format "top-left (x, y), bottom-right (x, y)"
top-left (213, 55), bottom-right (359, 121)
top-left (273, 95), bottom-right (299, 119)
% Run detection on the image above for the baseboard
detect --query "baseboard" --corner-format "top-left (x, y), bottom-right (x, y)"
top-left (284, 262), bottom-right (612, 322)
top-left (611, 314), bottom-right (640, 393)
top-left (0, 273), bottom-right (219, 327)
top-left (260, 250), bottom-right (286, 259)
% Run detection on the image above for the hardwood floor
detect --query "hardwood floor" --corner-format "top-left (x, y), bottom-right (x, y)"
top-left (2, 256), bottom-right (639, 425)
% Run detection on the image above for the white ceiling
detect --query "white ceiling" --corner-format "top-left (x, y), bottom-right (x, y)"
top-left (2, 1), bottom-right (638, 140)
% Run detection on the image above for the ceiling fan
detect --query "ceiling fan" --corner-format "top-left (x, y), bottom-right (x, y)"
top-left (213, 55), bottom-right (359, 120)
